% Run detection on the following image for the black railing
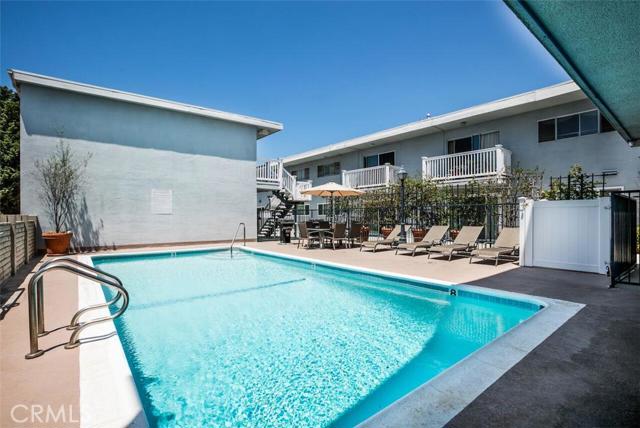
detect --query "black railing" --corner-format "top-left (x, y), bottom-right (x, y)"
top-left (610, 190), bottom-right (639, 287)
top-left (284, 202), bottom-right (519, 244)
top-left (546, 172), bottom-right (616, 200)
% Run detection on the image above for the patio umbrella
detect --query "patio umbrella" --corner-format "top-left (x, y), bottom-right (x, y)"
top-left (301, 182), bottom-right (364, 224)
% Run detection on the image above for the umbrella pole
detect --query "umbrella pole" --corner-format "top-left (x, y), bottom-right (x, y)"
top-left (331, 192), bottom-right (335, 226)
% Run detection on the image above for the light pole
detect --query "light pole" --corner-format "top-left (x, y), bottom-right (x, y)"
top-left (398, 167), bottom-right (408, 243)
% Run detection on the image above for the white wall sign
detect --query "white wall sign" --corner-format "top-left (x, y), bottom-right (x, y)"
top-left (151, 189), bottom-right (173, 215)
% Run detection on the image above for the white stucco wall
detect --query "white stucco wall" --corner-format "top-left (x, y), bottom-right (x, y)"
top-left (20, 84), bottom-right (260, 247)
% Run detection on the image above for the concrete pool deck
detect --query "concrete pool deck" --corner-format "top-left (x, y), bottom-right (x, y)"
top-left (1, 241), bottom-right (639, 427)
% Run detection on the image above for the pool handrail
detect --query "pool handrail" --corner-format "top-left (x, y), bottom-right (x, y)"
top-left (38, 257), bottom-right (125, 330)
top-left (230, 222), bottom-right (246, 258)
top-left (25, 259), bottom-right (129, 359)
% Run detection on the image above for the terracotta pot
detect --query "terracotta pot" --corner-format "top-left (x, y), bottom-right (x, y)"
top-left (449, 229), bottom-right (460, 241)
top-left (412, 228), bottom-right (428, 241)
top-left (42, 231), bottom-right (73, 255)
top-left (381, 226), bottom-right (393, 238)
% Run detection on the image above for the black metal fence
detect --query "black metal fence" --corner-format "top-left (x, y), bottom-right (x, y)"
top-left (287, 202), bottom-right (519, 244)
top-left (546, 172), bottom-right (616, 200)
top-left (260, 181), bottom-right (524, 243)
top-left (610, 190), bottom-right (639, 287)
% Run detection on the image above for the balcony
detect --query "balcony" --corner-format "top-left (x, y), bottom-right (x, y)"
top-left (256, 160), bottom-right (312, 201)
top-left (422, 145), bottom-right (512, 183)
top-left (342, 164), bottom-right (403, 189)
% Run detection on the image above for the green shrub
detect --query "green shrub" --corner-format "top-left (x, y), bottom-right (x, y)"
top-left (541, 164), bottom-right (601, 200)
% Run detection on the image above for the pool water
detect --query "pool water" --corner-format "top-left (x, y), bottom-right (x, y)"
top-left (93, 249), bottom-right (539, 428)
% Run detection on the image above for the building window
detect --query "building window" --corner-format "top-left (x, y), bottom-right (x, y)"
top-left (538, 110), bottom-right (612, 143)
top-left (580, 111), bottom-right (599, 135)
top-left (557, 114), bottom-right (580, 139)
top-left (291, 168), bottom-right (310, 179)
top-left (379, 151), bottom-right (395, 165)
top-left (317, 203), bottom-right (328, 216)
top-left (448, 136), bottom-right (477, 154)
top-left (364, 155), bottom-right (377, 168)
top-left (317, 162), bottom-right (340, 177)
top-left (295, 204), bottom-right (310, 216)
top-left (364, 151), bottom-right (395, 168)
top-left (600, 113), bottom-right (615, 133)
top-left (538, 119), bottom-right (556, 143)
top-left (448, 131), bottom-right (498, 154)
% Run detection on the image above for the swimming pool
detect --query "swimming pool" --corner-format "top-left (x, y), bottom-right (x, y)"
top-left (93, 248), bottom-right (542, 428)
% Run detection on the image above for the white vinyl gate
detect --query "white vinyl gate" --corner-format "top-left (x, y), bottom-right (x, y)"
top-left (519, 198), bottom-right (610, 274)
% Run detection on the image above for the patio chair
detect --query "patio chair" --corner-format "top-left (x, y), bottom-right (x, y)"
top-left (395, 225), bottom-right (449, 256)
top-left (346, 223), bottom-right (363, 248)
top-left (325, 223), bottom-right (347, 250)
top-left (297, 222), bottom-right (320, 249)
top-left (469, 227), bottom-right (519, 266)
top-left (360, 225), bottom-right (402, 253)
top-left (427, 226), bottom-right (484, 261)
top-left (318, 220), bottom-right (331, 229)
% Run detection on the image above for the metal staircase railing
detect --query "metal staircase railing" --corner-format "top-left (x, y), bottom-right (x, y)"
top-left (25, 257), bottom-right (129, 359)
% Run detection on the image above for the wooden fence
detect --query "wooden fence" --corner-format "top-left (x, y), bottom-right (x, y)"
top-left (0, 215), bottom-right (39, 286)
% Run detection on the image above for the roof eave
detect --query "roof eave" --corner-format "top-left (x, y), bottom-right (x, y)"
top-left (8, 69), bottom-right (283, 138)
top-left (284, 81), bottom-right (583, 165)
top-left (504, 0), bottom-right (636, 146)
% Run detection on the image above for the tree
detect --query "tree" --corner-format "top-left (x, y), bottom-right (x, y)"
top-left (0, 86), bottom-right (20, 213)
top-left (33, 141), bottom-right (90, 232)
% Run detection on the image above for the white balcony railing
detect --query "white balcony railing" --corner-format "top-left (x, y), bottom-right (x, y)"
top-left (422, 145), bottom-right (511, 182)
top-left (256, 159), bottom-right (311, 201)
top-left (293, 180), bottom-right (312, 201)
top-left (256, 160), bottom-right (281, 187)
top-left (281, 167), bottom-right (295, 196)
top-left (342, 164), bottom-right (403, 189)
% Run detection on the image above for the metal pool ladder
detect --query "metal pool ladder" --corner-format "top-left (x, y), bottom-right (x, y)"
top-left (25, 257), bottom-right (129, 359)
top-left (230, 222), bottom-right (246, 258)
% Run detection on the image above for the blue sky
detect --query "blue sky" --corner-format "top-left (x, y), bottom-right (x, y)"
top-left (0, 1), bottom-right (568, 160)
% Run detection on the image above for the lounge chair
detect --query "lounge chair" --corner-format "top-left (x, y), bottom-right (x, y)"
top-left (469, 227), bottom-right (519, 266)
top-left (297, 222), bottom-right (320, 249)
top-left (360, 225), bottom-right (402, 252)
top-left (427, 226), bottom-right (484, 261)
top-left (325, 223), bottom-right (347, 249)
top-left (395, 225), bottom-right (448, 256)
top-left (346, 223), bottom-right (363, 248)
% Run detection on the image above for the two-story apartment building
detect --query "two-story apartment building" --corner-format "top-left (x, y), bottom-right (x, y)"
top-left (274, 81), bottom-right (639, 212)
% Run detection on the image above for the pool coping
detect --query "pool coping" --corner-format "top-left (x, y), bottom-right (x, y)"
top-left (77, 246), bottom-right (584, 428)
top-left (76, 254), bottom-right (148, 428)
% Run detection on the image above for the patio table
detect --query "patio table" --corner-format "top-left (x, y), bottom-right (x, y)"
top-left (307, 228), bottom-right (332, 249)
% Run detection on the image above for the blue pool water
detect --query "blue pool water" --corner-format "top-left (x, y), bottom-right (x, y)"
top-left (93, 249), bottom-right (539, 428)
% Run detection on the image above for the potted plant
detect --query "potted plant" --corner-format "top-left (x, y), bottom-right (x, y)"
top-left (33, 141), bottom-right (90, 255)
top-left (380, 225), bottom-right (393, 238)
top-left (449, 229), bottom-right (460, 241)
top-left (412, 226), bottom-right (428, 241)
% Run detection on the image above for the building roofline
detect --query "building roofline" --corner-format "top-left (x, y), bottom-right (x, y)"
top-left (284, 80), bottom-right (584, 165)
top-left (8, 69), bottom-right (283, 139)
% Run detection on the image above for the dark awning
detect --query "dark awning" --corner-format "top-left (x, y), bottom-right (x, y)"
top-left (505, 1), bottom-right (640, 146)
